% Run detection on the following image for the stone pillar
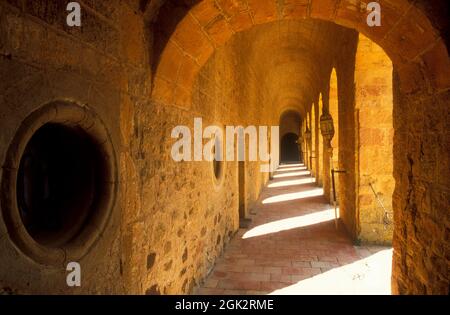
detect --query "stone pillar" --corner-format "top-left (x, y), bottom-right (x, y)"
top-left (329, 69), bottom-right (339, 203)
top-left (303, 137), bottom-right (308, 167)
top-left (303, 120), bottom-right (309, 168)
top-left (320, 111), bottom-right (335, 204)
top-left (310, 106), bottom-right (316, 177)
top-left (323, 144), bottom-right (333, 203)
top-left (354, 34), bottom-right (394, 245)
top-left (305, 127), bottom-right (311, 170)
top-left (297, 135), bottom-right (303, 164)
top-left (317, 95), bottom-right (324, 186)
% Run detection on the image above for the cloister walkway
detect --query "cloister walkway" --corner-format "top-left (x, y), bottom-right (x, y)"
top-left (196, 164), bottom-right (392, 295)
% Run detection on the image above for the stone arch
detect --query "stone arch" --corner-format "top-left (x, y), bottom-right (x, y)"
top-left (151, 0), bottom-right (448, 106)
top-left (149, 0), bottom-right (450, 295)
top-left (278, 105), bottom-right (306, 123)
top-left (280, 133), bottom-right (301, 163)
top-left (279, 109), bottom-right (302, 139)
top-left (279, 109), bottom-right (302, 164)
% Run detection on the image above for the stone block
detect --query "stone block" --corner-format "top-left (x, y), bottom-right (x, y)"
top-left (156, 40), bottom-right (184, 82)
top-left (217, 0), bottom-right (248, 18)
top-left (177, 56), bottom-right (200, 90)
top-left (248, 0), bottom-right (277, 25)
top-left (228, 11), bottom-right (254, 32)
top-left (310, 0), bottom-right (338, 20)
top-left (191, 1), bottom-right (222, 26)
top-left (205, 15), bottom-right (234, 47)
top-left (173, 85), bottom-right (192, 110)
top-left (282, 4), bottom-right (308, 19)
top-left (173, 14), bottom-right (213, 60)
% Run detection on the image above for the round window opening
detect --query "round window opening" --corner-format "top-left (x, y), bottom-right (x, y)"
top-left (1, 102), bottom-right (117, 265)
top-left (17, 123), bottom-right (105, 247)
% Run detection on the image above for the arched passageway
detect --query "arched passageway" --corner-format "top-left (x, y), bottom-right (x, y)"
top-left (148, 0), bottom-right (449, 295)
top-left (280, 133), bottom-right (300, 163)
top-left (196, 164), bottom-right (392, 295)
top-left (0, 0), bottom-right (448, 295)
top-left (279, 110), bottom-right (302, 164)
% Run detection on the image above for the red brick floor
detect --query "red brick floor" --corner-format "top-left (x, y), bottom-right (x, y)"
top-left (195, 164), bottom-right (392, 295)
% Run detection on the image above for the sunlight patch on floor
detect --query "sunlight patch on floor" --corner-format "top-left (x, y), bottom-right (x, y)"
top-left (262, 188), bottom-right (323, 204)
top-left (269, 248), bottom-right (393, 295)
top-left (268, 177), bottom-right (316, 188)
top-left (273, 171), bottom-right (311, 178)
top-left (278, 163), bottom-right (304, 168)
top-left (242, 208), bottom-right (335, 239)
top-left (275, 166), bottom-right (308, 172)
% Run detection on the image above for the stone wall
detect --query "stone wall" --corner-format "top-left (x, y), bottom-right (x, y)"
top-left (280, 111), bottom-right (301, 140)
top-left (146, 18), bottom-right (353, 293)
top-left (391, 67), bottom-right (450, 295)
top-left (0, 0), bottom-right (149, 294)
top-left (0, 0), bottom-right (448, 296)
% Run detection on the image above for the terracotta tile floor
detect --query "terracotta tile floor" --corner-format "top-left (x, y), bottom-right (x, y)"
top-left (195, 163), bottom-right (392, 295)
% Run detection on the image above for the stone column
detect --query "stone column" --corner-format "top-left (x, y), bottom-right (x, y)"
top-left (297, 135), bottom-right (303, 164)
top-left (304, 118), bottom-right (312, 170)
top-left (320, 111), bottom-right (335, 204)
top-left (354, 34), bottom-right (394, 245)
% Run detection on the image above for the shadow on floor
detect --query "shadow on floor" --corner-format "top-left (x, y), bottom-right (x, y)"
top-left (195, 164), bottom-right (392, 295)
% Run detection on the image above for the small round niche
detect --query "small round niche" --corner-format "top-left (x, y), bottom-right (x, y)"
top-left (211, 138), bottom-right (225, 188)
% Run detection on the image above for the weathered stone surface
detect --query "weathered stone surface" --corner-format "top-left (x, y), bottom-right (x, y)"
top-left (0, 0), bottom-right (448, 296)
top-left (354, 34), bottom-right (394, 245)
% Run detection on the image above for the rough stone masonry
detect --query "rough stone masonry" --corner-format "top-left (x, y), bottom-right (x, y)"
top-left (0, 0), bottom-right (448, 295)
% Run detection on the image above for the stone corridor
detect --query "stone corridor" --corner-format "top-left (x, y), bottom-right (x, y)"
top-left (0, 0), bottom-right (448, 295)
top-left (196, 164), bottom-right (392, 295)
